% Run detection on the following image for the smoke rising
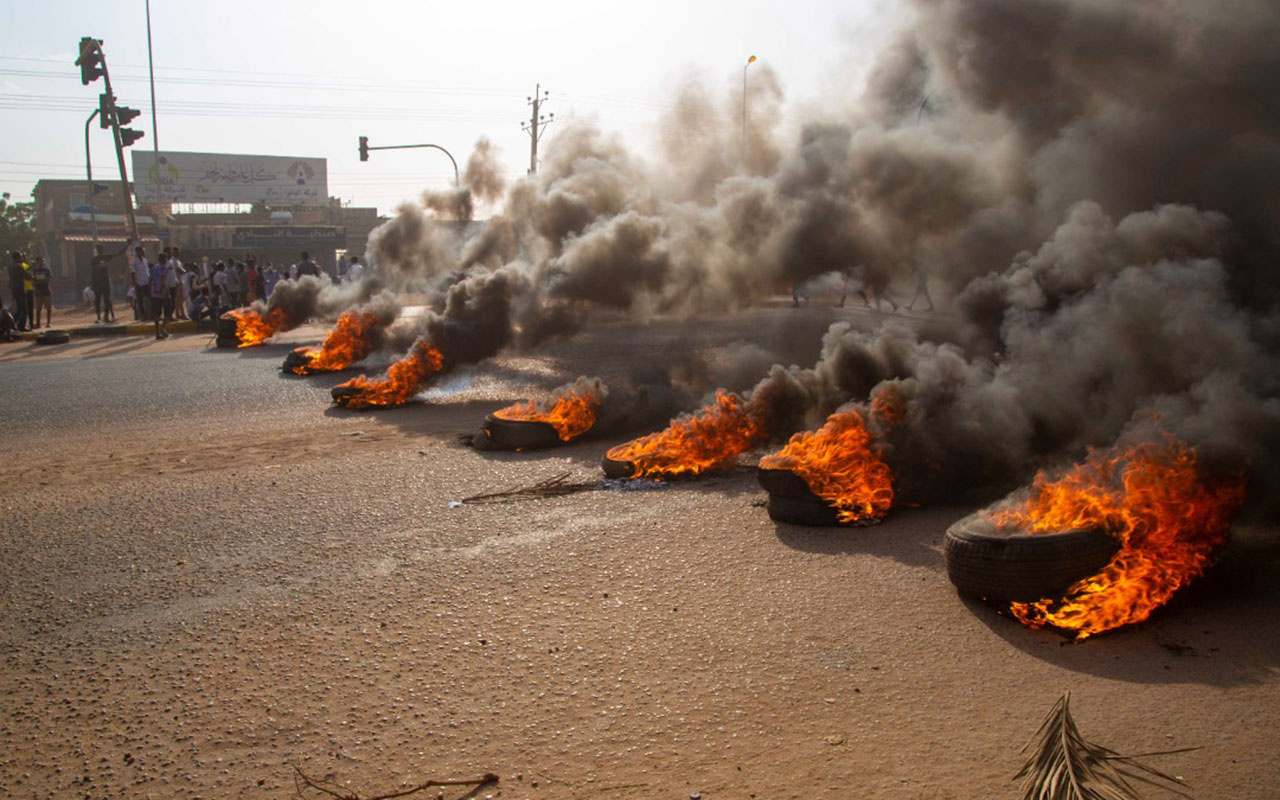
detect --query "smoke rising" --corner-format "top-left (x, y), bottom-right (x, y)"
top-left (341, 0), bottom-right (1278, 509)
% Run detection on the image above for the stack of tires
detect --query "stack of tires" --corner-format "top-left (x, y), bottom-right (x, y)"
top-left (756, 466), bottom-right (845, 526)
top-left (215, 316), bottom-right (239, 349)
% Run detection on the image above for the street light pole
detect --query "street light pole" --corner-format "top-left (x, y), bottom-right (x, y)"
top-left (85, 107), bottom-right (100, 248)
top-left (742, 55), bottom-right (756, 150)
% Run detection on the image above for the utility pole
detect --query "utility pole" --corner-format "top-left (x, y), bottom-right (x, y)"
top-left (521, 84), bottom-right (554, 175)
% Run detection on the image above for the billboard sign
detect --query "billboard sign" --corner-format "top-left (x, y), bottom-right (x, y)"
top-left (232, 226), bottom-right (346, 248)
top-left (132, 151), bottom-right (328, 204)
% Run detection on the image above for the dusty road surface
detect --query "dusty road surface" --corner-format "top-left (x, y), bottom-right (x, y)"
top-left (1, 308), bottom-right (1277, 799)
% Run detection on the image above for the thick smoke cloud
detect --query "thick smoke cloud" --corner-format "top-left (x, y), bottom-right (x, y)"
top-left (343, 0), bottom-right (1278, 510)
top-left (252, 274), bottom-right (378, 326)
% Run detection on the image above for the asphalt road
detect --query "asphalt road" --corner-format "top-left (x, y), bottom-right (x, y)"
top-left (2, 307), bottom-right (1276, 799)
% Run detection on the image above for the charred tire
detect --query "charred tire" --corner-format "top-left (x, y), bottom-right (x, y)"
top-left (34, 330), bottom-right (71, 345)
top-left (766, 493), bottom-right (844, 527)
top-left (214, 335), bottom-right (240, 349)
top-left (281, 350), bottom-right (309, 373)
top-left (601, 456), bottom-right (636, 479)
top-left (216, 316), bottom-right (238, 339)
top-left (943, 512), bottom-right (1120, 604)
top-left (757, 467), bottom-right (820, 499)
top-left (477, 415), bottom-right (563, 450)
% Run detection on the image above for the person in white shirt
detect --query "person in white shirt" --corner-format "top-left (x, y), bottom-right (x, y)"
top-left (130, 246), bottom-right (151, 320)
top-left (345, 255), bottom-right (364, 283)
top-left (211, 262), bottom-right (228, 309)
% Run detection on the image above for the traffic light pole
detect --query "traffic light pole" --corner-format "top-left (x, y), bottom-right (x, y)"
top-left (100, 68), bottom-right (139, 241)
top-left (358, 140), bottom-right (459, 185)
top-left (85, 108), bottom-right (101, 248)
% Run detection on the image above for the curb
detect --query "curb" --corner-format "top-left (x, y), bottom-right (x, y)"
top-left (17, 319), bottom-right (208, 341)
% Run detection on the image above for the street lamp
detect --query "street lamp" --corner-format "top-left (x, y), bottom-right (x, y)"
top-left (742, 55), bottom-right (757, 148)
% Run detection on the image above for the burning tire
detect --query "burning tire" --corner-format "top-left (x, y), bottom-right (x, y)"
top-left (475, 415), bottom-right (563, 450)
top-left (601, 455), bottom-right (636, 479)
top-left (281, 349), bottom-right (310, 373)
top-left (757, 467), bottom-right (846, 526)
top-left (215, 316), bottom-right (239, 349)
top-left (943, 512), bottom-right (1120, 604)
top-left (34, 329), bottom-right (71, 345)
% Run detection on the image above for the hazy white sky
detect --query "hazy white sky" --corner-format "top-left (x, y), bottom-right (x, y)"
top-left (0, 0), bottom-right (903, 214)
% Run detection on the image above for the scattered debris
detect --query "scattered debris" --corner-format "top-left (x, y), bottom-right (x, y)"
top-left (461, 471), bottom-right (598, 504)
top-left (292, 765), bottom-right (498, 800)
top-left (1017, 693), bottom-right (1196, 800)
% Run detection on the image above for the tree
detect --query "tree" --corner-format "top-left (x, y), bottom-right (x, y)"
top-left (0, 192), bottom-right (37, 256)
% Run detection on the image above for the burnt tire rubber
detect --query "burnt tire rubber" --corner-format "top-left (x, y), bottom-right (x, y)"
top-left (766, 493), bottom-right (844, 526)
top-left (216, 316), bottom-right (239, 339)
top-left (757, 467), bottom-right (820, 499)
top-left (943, 512), bottom-right (1120, 604)
top-left (214, 335), bottom-right (240, 349)
top-left (476, 415), bottom-right (563, 450)
top-left (758, 467), bottom-right (850, 527)
top-left (281, 350), bottom-right (309, 373)
top-left (601, 456), bottom-right (636, 479)
top-left (34, 330), bottom-right (71, 345)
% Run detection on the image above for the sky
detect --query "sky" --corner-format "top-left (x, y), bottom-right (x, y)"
top-left (0, 0), bottom-right (902, 215)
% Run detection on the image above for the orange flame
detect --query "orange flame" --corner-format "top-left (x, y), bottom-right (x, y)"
top-left (224, 307), bottom-right (291, 348)
top-left (996, 433), bottom-right (1245, 639)
top-left (332, 340), bottom-right (445, 409)
top-left (605, 390), bottom-right (764, 479)
top-left (289, 311), bottom-right (382, 375)
top-left (759, 409), bottom-right (894, 523)
top-left (493, 384), bottom-right (603, 442)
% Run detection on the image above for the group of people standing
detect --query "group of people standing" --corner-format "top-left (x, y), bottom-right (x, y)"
top-left (5, 250), bottom-right (55, 334)
top-left (6, 245), bottom-right (366, 342)
top-left (84, 245), bottom-right (342, 340)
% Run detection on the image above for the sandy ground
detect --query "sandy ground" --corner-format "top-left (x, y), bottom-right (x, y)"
top-left (0, 309), bottom-right (1277, 799)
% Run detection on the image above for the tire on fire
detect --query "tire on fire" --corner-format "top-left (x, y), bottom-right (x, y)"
top-left (943, 512), bottom-right (1120, 604)
top-left (34, 329), bottom-right (71, 345)
top-left (600, 455), bottom-right (636, 479)
top-left (475, 415), bottom-right (563, 450)
top-left (215, 316), bottom-right (239, 349)
top-left (757, 467), bottom-right (845, 526)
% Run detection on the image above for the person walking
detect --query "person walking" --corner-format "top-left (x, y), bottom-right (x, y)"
top-left (130, 246), bottom-right (151, 321)
top-left (149, 255), bottom-right (170, 339)
top-left (7, 251), bottom-right (28, 331)
top-left (837, 264), bottom-right (870, 308)
top-left (29, 256), bottom-right (53, 328)
top-left (867, 267), bottom-right (899, 313)
top-left (905, 263), bottom-right (935, 311)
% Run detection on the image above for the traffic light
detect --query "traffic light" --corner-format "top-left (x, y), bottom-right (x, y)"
top-left (115, 105), bottom-right (141, 126)
top-left (359, 136), bottom-right (369, 162)
top-left (98, 92), bottom-right (116, 128)
top-left (75, 37), bottom-right (104, 85)
top-left (119, 128), bottom-right (145, 148)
